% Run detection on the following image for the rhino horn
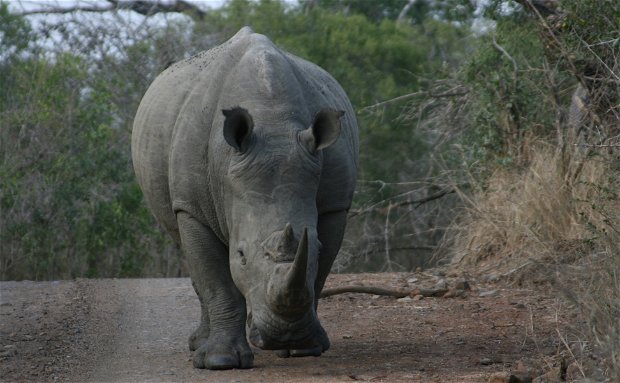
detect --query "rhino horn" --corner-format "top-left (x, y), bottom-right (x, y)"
top-left (268, 228), bottom-right (313, 313)
top-left (286, 227), bottom-right (309, 292)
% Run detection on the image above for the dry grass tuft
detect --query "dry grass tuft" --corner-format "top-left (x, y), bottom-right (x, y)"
top-left (445, 143), bottom-right (620, 379)
top-left (558, 241), bottom-right (620, 381)
top-left (448, 143), bottom-right (617, 279)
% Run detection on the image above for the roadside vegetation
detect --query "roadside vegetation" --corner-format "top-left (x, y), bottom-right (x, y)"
top-left (441, 1), bottom-right (620, 379)
top-left (1, 0), bottom-right (618, 378)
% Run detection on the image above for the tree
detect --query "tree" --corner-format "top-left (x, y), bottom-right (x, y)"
top-left (0, 2), bottom-right (30, 58)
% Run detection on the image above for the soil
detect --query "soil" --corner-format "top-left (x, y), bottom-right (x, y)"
top-left (0, 272), bottom-right (573, 382)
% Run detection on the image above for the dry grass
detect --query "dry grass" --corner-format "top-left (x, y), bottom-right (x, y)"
top-left (448, 143), bottom-right (616, 276)
top-left (560, 241), bottom-right (620, 381)
top-left (445, 143), bottom-right (620, 379)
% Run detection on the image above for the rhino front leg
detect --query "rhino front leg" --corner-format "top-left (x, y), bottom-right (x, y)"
top-left (188, 279), bottom-right (209, 351)
top-left (315, 210), bottom-right (348, 302)
top-left (177, 211), bottom-right (253, 370)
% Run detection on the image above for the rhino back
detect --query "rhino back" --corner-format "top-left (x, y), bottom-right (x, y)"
top-left (132, 27), bottom-right (256, 242)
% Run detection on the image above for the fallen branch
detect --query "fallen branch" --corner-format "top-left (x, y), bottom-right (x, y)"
top-left (361, 245), bottom-right (437, 257)
top-left (319, 285), bottom-right (449, 299)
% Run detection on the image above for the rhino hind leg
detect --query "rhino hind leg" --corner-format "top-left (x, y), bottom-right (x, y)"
top-left (177, 212), bottom-right (253, 369)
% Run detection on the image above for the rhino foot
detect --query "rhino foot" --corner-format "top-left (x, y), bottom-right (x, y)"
top-left (188, 324), bottom-right (209, 351)
top-left (275, 325), bottom-right (330, 358)
top-left (192, 335), bottom-right (254, 370)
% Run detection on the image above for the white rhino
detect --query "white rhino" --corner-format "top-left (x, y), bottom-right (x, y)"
top-left (132, 27), bottom-right (359, 370)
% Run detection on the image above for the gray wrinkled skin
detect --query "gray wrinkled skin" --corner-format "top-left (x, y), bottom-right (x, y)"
top-left (131, 27), bottom-right (359, 370)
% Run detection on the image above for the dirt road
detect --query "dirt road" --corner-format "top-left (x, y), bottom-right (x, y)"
top-left (1, 273), bottom-right (570, 382)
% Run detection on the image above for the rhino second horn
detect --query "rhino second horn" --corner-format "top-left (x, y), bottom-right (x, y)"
top-left (277, 222), bottom-right (296, 254)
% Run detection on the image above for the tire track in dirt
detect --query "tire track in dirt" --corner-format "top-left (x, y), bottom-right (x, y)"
top-left (76, 279), bottom-right (199, 382)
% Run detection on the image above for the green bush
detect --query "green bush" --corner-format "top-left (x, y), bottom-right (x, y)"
top-left (0, 19), bottom-right (176, 280)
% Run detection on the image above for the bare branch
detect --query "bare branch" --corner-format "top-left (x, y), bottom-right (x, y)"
top-left (519, 0), bottom-right (584, 85)
top-left (383, 203), bottom-right (393, 271)
top-left (348, 187), bottom-right (456, 218)
top-left (577, 34), bottom-right (620, 83)
top-left (359, 91), bottom-right (426, 112)
top-left (17, 3), bottom-right (114, 15)
top-left (359, 88), bottom-right (468, 112)
top-left (363, 245), bottom-right (437, 256)
top-left (573, 143), bottom-right (620, 148)
top-left (392, 187), bottom-right (455, 209)
top-left (16, 0), bottom-right (207, 19)
top-left (397, 0), bottom-right (417, 23)
top-left (514, 0), bottom-right (559, 17)
top-left (492, 35), bottom-right (518, 90)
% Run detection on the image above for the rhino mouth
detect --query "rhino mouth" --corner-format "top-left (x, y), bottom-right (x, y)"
top-left (248, 311), bottom-right (329, 352)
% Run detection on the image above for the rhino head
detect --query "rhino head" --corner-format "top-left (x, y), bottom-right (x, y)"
top-left (221, 106), bottom-right (343, 353)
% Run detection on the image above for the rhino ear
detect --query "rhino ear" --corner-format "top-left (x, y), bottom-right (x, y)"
top-left (300, 108), bottom-right (344, 153)
top-left (223, 107), bottom-right (254, 152)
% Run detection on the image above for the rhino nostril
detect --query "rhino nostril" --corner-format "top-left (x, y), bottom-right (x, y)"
top-left (237, 250), bottom-right (246, 265)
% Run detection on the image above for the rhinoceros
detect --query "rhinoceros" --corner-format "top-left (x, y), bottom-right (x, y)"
top-left (131, 27), bottom-right (359, 370)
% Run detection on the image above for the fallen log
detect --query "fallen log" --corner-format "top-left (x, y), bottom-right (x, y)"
top-left (319, 285), bottom-right (449, 299)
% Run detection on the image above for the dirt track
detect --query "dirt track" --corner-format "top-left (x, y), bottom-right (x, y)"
top-left (0, 273), bottom-right (571, 382)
